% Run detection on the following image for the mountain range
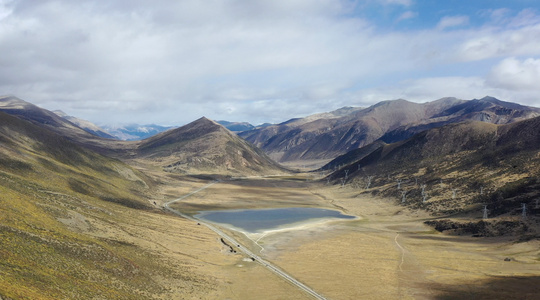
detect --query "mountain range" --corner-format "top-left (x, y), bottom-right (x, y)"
top-left (1, 94), bottom-right (539, 298)
top-left (0, 96), bottom-right (283, 176)
top-left (3, 94), bottom-right (539, 177)
top-left (239, 96), bottom-right (540, 164)
top-left (50, 112), bottom-right (258, 141)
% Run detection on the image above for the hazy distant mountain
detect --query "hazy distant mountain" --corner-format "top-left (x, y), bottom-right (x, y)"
top-left (240, 97), bottom-right (540, 163)
top-left (101, 124), bottom-right (175, 141)
top-left (137, 117), bottom-right (286, 175)
top-left (216, 120), bottom-right (255, 132)
top-left (53, 110), bottom-right (116, 139)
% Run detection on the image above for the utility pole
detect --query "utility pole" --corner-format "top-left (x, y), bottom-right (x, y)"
top-left (365, 176), bottom-right (374, 190)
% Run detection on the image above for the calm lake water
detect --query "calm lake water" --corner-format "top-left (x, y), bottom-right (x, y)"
top-left (195, 207), bottom-right (356, 233)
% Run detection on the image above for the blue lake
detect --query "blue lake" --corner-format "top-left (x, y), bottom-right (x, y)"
top-left (195, 207), bottom-right (356, 233)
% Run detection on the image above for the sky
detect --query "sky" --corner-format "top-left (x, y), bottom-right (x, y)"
top-left (1, 0), bottom-right (540, 126)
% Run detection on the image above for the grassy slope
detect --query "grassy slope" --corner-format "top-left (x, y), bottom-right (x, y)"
top-left (328, 119), bottom-right (540, 230)
top-left (0, 112), bottom-right (212, 299)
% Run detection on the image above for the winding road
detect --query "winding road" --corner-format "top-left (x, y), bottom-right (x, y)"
top-left (163, 180), bottom-right (327, 300)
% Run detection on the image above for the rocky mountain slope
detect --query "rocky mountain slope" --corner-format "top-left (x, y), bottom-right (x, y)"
top-left (137, 117), bottom-right (286, 176)
top-left (240, 97), bottom-right (540, 163)
top-left (324, 117), bottom-right (540, 231)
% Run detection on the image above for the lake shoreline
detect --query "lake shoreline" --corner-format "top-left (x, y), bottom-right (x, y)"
top-left (194, 207), bottom-right (358, 236)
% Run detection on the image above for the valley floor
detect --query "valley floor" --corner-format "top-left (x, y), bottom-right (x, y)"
top-left (163, 175), bottom-right (540, 299)
top-left (3, 166), bottom-right (539, 299)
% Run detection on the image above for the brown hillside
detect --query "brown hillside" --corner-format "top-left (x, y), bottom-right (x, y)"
top-left (137, 117), bottom-right (287, 176)
top-left (325, 117), bottom-right (540, 227)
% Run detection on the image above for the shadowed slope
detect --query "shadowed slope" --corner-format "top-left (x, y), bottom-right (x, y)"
top-left (325, 117), bottom-right (540, 222)
top-left (0, 111), bottom-right (211, 299)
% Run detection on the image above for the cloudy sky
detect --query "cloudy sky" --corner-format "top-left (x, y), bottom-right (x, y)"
top-left (1, 0), bottom-right (540, 126)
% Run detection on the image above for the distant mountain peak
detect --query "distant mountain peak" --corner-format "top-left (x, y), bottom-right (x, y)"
top-left (0, 95), bottom-right (37, 109)
top-left (183, 116), bottom-right (223, 132)
top-left (479, 95), bottom-right (498, 101)
top-left (194, 116), bottom-right (219, 126)
top-left (475, 96), bottom-right (534, 111)
top-left (370, 98), bottom-right (412, 109)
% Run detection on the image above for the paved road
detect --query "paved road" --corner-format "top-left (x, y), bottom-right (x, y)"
top-left (163, 180), bottom-right (327, 300)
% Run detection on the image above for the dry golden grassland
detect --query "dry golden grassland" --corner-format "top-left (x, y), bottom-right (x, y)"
top-left (167, 175), bottom-right (540, 299)
top-left (3, 145), bottom-right (539, 299)
top-left (268, 184), bottom-right (540, 299)
top-left (0, 155), bottom-right (310, 299)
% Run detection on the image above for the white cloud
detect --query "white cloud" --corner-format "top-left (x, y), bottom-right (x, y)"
top-left (397, 10), bottom-right (417, 22)
top-left (486, 57), bottom-right (540, 91)
top-left (0, 0), bottom-right (12, 20)
top-left (437, 15), bottom-right (469, 30)
top-left (378, 0), bottom-right (412, 6)
top-left (508, 8), bottom-right (540, 28)
top-left (1, 1), bottom-right (540, 125)
top-left (457, 24), bottom-right (540, 61)
top-left (482, 8), bottom-right (511, 23)
top-left (341, 74), bottom-right (540, 110)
